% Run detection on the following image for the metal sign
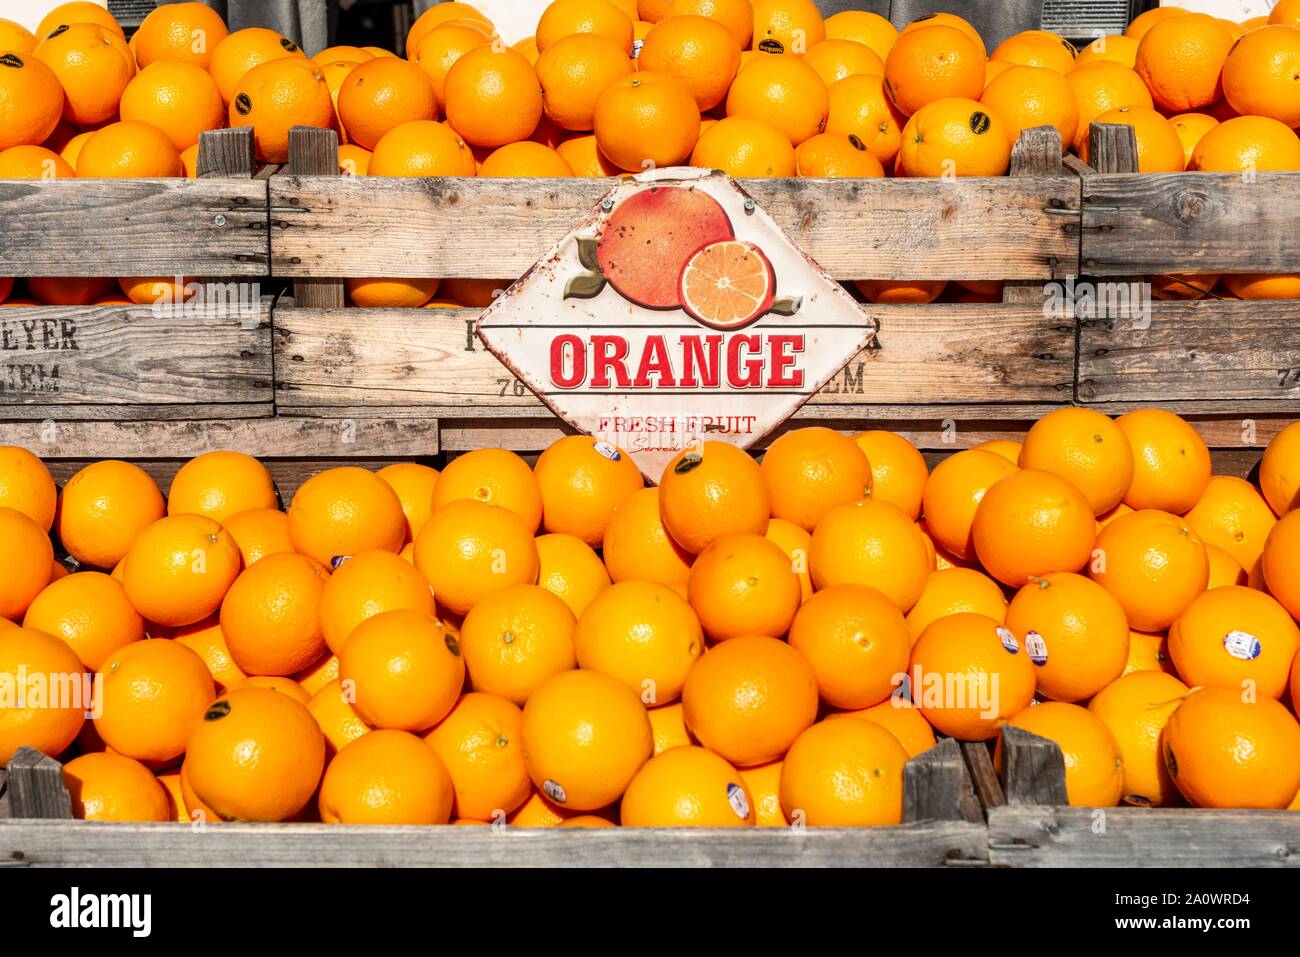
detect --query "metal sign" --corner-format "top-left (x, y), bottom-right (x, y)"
top-left (477, 167), bottom-right (874, 482)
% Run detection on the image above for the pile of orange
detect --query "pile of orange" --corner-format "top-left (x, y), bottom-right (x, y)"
top-left (3, 407), bottom-right (1300, 826)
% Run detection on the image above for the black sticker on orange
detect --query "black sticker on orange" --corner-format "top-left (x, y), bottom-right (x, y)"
top-left (848, 133), bottom-right (867, 151)
top-left (234, 93), bottom-right (253, 115)
top-left (0, 53), bottom-right (23, 68)
top-left (46, 24), bottom-right (70, 39)
top-left (970, 111), bottom-right (991, 135)
top-left (757, 38), bottom-right (785, 54)
top-left (280, 37), bottom-right (299, 52)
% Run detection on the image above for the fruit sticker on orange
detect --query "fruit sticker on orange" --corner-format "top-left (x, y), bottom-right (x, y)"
top-left (477, 166), bottom-right (874, 481)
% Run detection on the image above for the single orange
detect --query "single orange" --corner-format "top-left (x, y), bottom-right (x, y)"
top-left (534, 436), bottom-right (642, 547)
top-left (883, 24), bottom-right (985, 116)
top-left (1168, 585), bottom-right (1300, 701)
top-left (780, 717), bottom-right (908, 826)
top-left (825, 10), bottom-right (896, 61)
top-left (824, 74), bottom-right (906, 166)
top-left (0, 510), bottom-right (53, 621)
top-left (431, 447), bottom-right (543, 532)
top-left (119, 61), bottom-right (226, 151)
top-left (1019, 407), bottom-right (1135, 516)
top-left (95, 637), bottom-right (216, 763)
top-left (0, 626), bottom-right (86, 763)
top-left (426, 691), bottom-right (531, 821)
top-left (233, 58), bottom-right (335, 163)
top-left (760, 427), bottom-right (872, 531)
top-left (22, 571), bottom-right (143, 671)
top-left (405, 2), bottom-right (494, 58)
top-left (444, 45), bottom-right (543, 149)
top-left (0, 144), bottom-right (73, 178)
top-left (133, 1), bottom-right (228, 69)
top-left (1114, 408), bottom-right (1211, 513)
top-left (1089, 669), bottom-right (1189, 807)
top-left (687, 532), bottom-right (799, 642)
top-left (337, 56), bottom-right (438, 151)
top-left (1091, 509), bottom-right (1209, 632)
top-left (64, 752), bottom-right (170, 822)
top-left (1189, 114), bottom-right (1300, 172)
top-left (602, 487), bottom-right (694, 584)
top-left (980, 64), bottom-right (1079, 147)
top-left (658, 441), bottom-right (770, 555)
top-left (75, 120), bottom-right (183, 177)
top-left (413, 500), bottom-right (540, 616)
top-left (208, 28), bottom-right (306, 105)
top-left (991, 30), bottom-right (1077, 75)
top-left (319, 729), bottom-right (453, 825)
top-left (537, 0), bottom-right (634, 54)
top-left (536, 32), bottom-right (634, 131)
top-left (621, 745), bottom-right (754, 826)
top-left (222, 508), bottom-right (294, 567)
top-left (459, 583), bottom-right (576, 706)
top-left (1134, 13), bottom-right (1235, 113)
top-left (220, 552), bottom-right (328, 677)
top-left (851, 430), bottom-right (928, 520)
top-left (594, 70), bottom-right (701, 170)
top-left (345, 276), bottom-right (441, 307)
top-left (1064, 62), bottom-right (1154, 153)
top-left (789, 584), bottom-right (910, 710)
top-left (1073, 33), bottom-right (1139, 69)
top-left (122, 514), bottom-right (242, 627)
top-left (0, 446), bottom-right (54, 532)
top-left (1262, 512), bottom-right (1300, 620)
top-left (287, 466), bottom-right (406, 567)
top-left (33, 23), bottom-right (135, 127)
top-left (727, 54), bottom-right (827, 146)
top-left (1168, 111), bottom-right (1219, 166)
top-left (670, 0), bottom-right (753, 49)
top-left (375, 462), bottom-right (440, 542)
top-left (1184, 475), bottom-right (1277, 571)
top-left (919, 448), bottom-right (1018, 562)
top-left (809, 499), bottom-right (933, 611)
top-left (339, 608), bottom-right (464, 731)
top-left (167, 451), bottom-right (277, 523)
top-left (690, 114), bottom-right (797, 176)
top-left (640, 15), bottom-right (740, 111)
top-left (904, 566), bottom-right (1008, 643)
top-left (897, 96), bottom-right (1013, 177)
top-left (751, 0), bottom-right (825, 54)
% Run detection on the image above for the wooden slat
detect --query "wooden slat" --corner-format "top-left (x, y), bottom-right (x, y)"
top-left (0, 179), bottom-right (268, 277)
top-left (1000, 728), bottom-right (1069, 807)
top-left (988, 807), bottom-right (1300, 867)
top-left (961, 742), bottom-right (1005, 811)
top-left (1002, 126), bottom-right (1068, 306)
top-left (903, 737), bottom-right (983, 825)
top-left (0, 403), bottom-right (274, 421)
top-left (4, 749), bottom-right (72, 820)
top-left (197, 127), bottom-right (256, 179)
top-left (1083, 172), bottom-right (1300, 276)
top-left (0, 418), bottom-right (439, 459)
top-left (0, 304), bottom-right (271, 409)
top-left (269, 174), bottom-right (1080, 282)
top-left (1078, 301), bottom-right (1300, 402)
top-left (0, 819), bottom-right (988, 866)
top-left (274, 305), bottom-right (1075, 410)
top-left (286, 127), bottom-right (347, 309)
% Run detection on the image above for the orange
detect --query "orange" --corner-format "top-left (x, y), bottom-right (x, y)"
top-left (809, 499), bottom-right (930, 610)
top-left (319, 550), bottom-right (434, 655)
top-left (687, 533), bottom-right (799, 643)
top-left (1084, 105), bottom-right (1185, 172)
top-left (670, 0), bottom-right (752, 49)
top-left (122, 514), bottom-right (242, 628)
top-left (648, 700), bottom-right (691, 754)
top-left (336, 56), bottom-right (438, 152)
top-left (56, 461), bottom-right (166, 571)
top-left (208, 28), bottom-right (306, 105)
top-left (803, 38), bottom-right (883, 86)
top-left (219, 553), bottom-right (328, 677)
top-left (908, 612), bottom-right (1037, 740)
top-left (22, 571), bottom-right (142, 670)
top-left (1112, 408), bottom-right (1211, 514)
top-left (1273, 0), bottom-right (1300, 26)
top-left (1205, 542), bottom-right (1247, 590)
top-left (576, 580), bottom-right (701, 704)
top-left (295, 652), bottom-right (339, 697)
top-left (339, 608), bottom-right (463, 731)
top-left (439, 277), bottom-right (509, 306)
top-left (233, 58), bottom-right (334, 163)
top-left (1224, 272), bottom-right (1300, 300)
top-left (1006, 572), bottom-right (1129, 701)
top-left (95, 637), bottom-right (215, 763)
top-left (345, 276), bottom-right (441, 307)
top-left (1019, 407), bottom-right (1134, 516)
top-left (751, 0), bottom-right (825, 55)
top-left (905, 567), bottom-right (1008, 643)
top-left (991, 30), bottom-right (1077, 75)
top-left (0, 19), bottom-right (37, 56)
top-left (854, 279), bottom-right (946, 303)
top-left (980, 64), bottom-right (1079, 148)
top-left (920, 448), bottom-right (1017, 562)
top-left (852, 430), bottom-right (927, 519)
top-left (1163, 687), bottom-right (1300, 808)
top-left (337, 142), bottom-right (371, 175)
top-left (763, 517), bottom-right (812, 602)
top-left (658, 441), bottom-right (770, 555)
top-left (1168, 585), bottom-right (1299, 700)
top-left (405, 2), bottom-right (493, 58)
top-left (594, 70), bottom-right (700, 170)
top-left (186, 687), bottom-right (324, 821)
top-left (1123, 627), bottom-right (1174, 675)
top-left (0, 144), bottom-right (73, 178)
top-left (1184, 475), bottom-right (1277, 571)
top-left (237, 675), bottom-right (309, 703)
top-left (0, 626), bottom-right (86, 763)
top-left (1135, 13), bottom-right (1235, 113)
top-left (999, 702), bottom-right (1124, 807)
top-left (133, 2), bottom-right (228, 69)
top-left (824, 74), bottom-right (906, 166)
top-left (883, 25), bottom-right (984, 117)
top-left (426, 692), bottom-right (530, 820)
top-left (794, 130), bottom-right (885, 177)
top-left (1127, 6), bottom-right (1189, 40)
top-left (75, 119), bottom-right (184, 178)
top-left (36, 3), bottom-right (124, 39)
top-left (535, 533), bottom-right (610, 617)
top-left (556, 133), bottom-right (621, 176)
top-left (603, 487), bottom-right (694, 584)
top-left (414, 500), bottom-right (540, 616)
top-left (459, 584), bottom-right (576, 705)
top-left (313, 45), bottom-right (374, 66)
top-left (681, 634), bottom-right (818, 766)
top-left (33, 23), bottom-right (135, 127)
top-left (901, 12), bottom-right (985, 54)
top-left (117, 275), bottom-right (199, 306)
top-left (0, 52), bottom-right (73, 152)
top-left (287, 466), bottom-right (406, 567)
top-left (64, 752), bottom-right (170, 822)
top-left (641, 0), bottom-right (674, 23)
top-left (640, 15), bottom-right (739, 111)
top-left (824, 10), bottom-right (896, 61)
top-left (411, 21), bottom-right (493, 110)
top-left (533, 437), bottom-right (642, 546)
top-left (1064, 61), bottom-right (1154, 152)
top-left (536, 33), bottom-right (634, 131)
top-left (1089, 670), bottom-right (1189, 807)
top-left (621, 745), bottom-right (754, 826)
top-left (537, 0), bottom-right (634, 54)
top-left (306, 677), bottom-right (370, 757)
top-left (318, 729), bottom-right (453, 825)
top-left (507, 787), bottom-right (594, 826)
top-left (431, 447), bottom-right (543, 532)
top-left (167, 450), bottom-right (277, 523)
top-left (689, 114), bottom-right (796, 176)
top-left (173, 617), bottom-right (246, 691)
top-left (789, 584), bottom-right (910, 709)
top-left (376, 462), bottom-right (440, 542)
top-left (521, 668), bottom-right (652, 809)
top-left (222, 508), bottom-right (293, 567)
top-left (1073, 33), bottom-right (1139, 69)
top-left (760, 427), bottom-right (871, 531)
top-left (780, 716), bottom-right (907, 826)
top-left (727, 54), bottom-right (827, 146)
top-left (1189, 114), bottom-right (1300, 171)
top-left (119, 61), bottom-right (225, 152)
top-left (0, 446), bottom-right (55, 530)
top-left (838, 698), bottom-right (937, 758)
top-left (1262, 421), bottom-right (1300, 516)
top-left (443, 45), bottom-right (543, 149)
top-left (1091, 509), bottom-right (1209, 631)
top-left (897, 96), bottom-right (1013, 177)
top-left (27, 276), bottom-right (117, 306)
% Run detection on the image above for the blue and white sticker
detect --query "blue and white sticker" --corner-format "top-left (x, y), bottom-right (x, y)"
top-left (997, 626), bottom-right (1020, 654)
top-left (1223, 630), bottom-right (1262, 661)
top-left (726, 782), bottom-right (750, 820)
top-left (1025, 631), bottom-right (1048, 666)
top-left (593, 441), bottom-right (622, 462)
top-left (542, 779), bottom-right (568, 804)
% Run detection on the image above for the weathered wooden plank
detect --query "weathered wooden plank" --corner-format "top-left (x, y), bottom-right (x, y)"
top-left (1000, 728), bottom-right (1069, 807)
top-left (988, 807), bottom-right (1300, 867)
top-left (1003, 126), bottom-right (1071, 306)
top-left (0, 767), bottom-right (7, 819)
top-left (4, 749), bottom-right (72, 820)
top-left (0, 403), bottom-right (274, 421)
top-left (961, 741), bottom-right (1005, 811)
top-left (903, 737), bottom-right (983, 825)
top-left (1083, 172), bottom-right (1300, 276)
top-left (287, 127), bottom-right (347, 309)
top-left (269, 174), bottom-right (1080, 281)
top-left (197, 127), bottom-right (255, 179)
top-left (0, 418), bottom-right (439, 459)
top-left (0, 179), bottom-right (268, 276)
top-left (0, 819), bottom-right (988, 867)
top-left (0, 304), bottom-right (271, 408)
top-left (273, 305), bottom-right (1075, 409)
top-left (1078, 301), bottom-right (1300, 402)
top-left (1085, 122), bottom-right (1139, 177)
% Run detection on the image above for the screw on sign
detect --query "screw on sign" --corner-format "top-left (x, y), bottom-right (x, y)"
top-left (476, 167), bottom-right (874, 481)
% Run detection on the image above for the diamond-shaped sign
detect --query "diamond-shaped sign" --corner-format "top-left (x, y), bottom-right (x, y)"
top-left (477, 167), bottom-right (873, 482)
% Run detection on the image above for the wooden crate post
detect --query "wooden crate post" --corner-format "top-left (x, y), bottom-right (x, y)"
top-left (5, 747), bottom-right (72, 820)
top-left (287, 126), bottom-right (346, 309)
top-left (1002, 125), bottom-right (1067, 306)
top-left (999, 727), bottom-right (1069, 805)
top-left (197, 126), bottom-right (256, 179)
top-left (902, 737), bottom-right (983, 824)
top-left (1086, 122), bottom-right (1140, 176)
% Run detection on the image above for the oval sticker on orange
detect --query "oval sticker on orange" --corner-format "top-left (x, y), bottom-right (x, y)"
top-left (476, 167), bottom-right (875, 482)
